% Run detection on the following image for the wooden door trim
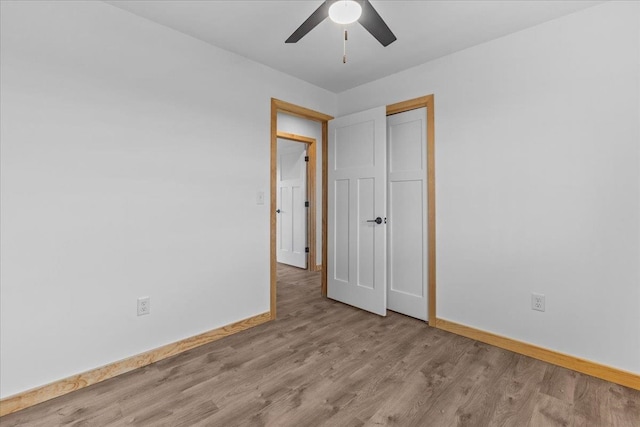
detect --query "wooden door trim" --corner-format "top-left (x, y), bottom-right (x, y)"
top-left (276, 131), bottom-right (317, 274)
top-left (386, 95), bottom-right (436, 325)
top-left (277, 131), bottom-right (315, 145)
top-left (271, 99), bottom-right (333, 319)
top-left (272, 99), bottom-right (333, 122)
top-left (321, 121), bottom-right (328, 290)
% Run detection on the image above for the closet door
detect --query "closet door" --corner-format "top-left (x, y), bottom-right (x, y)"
top-left (387, 107), bottom-right (428, 320)
top-left (328, 106), bottom-right (387, 316)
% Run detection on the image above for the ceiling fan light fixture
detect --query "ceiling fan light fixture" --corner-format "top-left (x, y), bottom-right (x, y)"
top-left (328, 0), bottom-right (362, 25)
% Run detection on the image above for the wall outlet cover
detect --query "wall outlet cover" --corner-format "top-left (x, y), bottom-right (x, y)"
top-left (531, 293), bottom-right (545, 312)
top-left (137, 297), bottom-right (150, 316)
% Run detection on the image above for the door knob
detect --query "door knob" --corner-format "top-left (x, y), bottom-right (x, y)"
top-left (367, 217), bottom-right (383, 224)
top-left (276, 209), bottom-right (281, 213)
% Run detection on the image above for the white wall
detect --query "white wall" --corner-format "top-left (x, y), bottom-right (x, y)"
top-left (0, 0), bottom-right (335, 398)
top-left (338, 1), bottom-right (640, 374)
top-left (277, 113), bottom-right (324, 265)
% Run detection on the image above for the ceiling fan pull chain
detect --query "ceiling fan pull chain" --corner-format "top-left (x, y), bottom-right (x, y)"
top-left (343, 29), bottom-right (348, 63)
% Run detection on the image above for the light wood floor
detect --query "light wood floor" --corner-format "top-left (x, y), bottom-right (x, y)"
top-left (2, 264), bottom-right (639, 426)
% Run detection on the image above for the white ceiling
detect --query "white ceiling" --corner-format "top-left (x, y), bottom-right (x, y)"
top-left (106, 0), bottom-right (603, 93)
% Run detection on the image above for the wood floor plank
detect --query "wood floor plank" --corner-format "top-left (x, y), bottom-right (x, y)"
top-left (483, 355), bottom-right (548, 426)
top-left (529, 393), bottom-right (573, 427)
top-left (539, 364), bottom-right (579, 404)
top-left (1, 263), bottom-right (638, 426)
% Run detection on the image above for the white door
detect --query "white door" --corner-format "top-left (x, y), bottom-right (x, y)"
top-left (328, 106), bottom-right (387, 316)
top-left (387, 108), bottom-right (428, 320)
top-left (276, 141), bottom-right (307, 268)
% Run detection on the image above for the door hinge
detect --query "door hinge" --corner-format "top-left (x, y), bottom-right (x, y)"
top-left (305, 201), bottom-right (310, 207)
top-left (304, 156), bottom-right (309, 162)
top-left (305, 247), bottom-right (309, 253)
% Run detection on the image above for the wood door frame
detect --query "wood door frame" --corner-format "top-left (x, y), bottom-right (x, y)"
top-left (276, 131), bottom-right (317, 273)
top-left (271, 98), bottom-right (333, 319)
top-left (386, 95), bottom-right (436, 325)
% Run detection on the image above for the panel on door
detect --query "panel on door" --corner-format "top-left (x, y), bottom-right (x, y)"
top-left (276, 141), bottom-right (307, 268)
top-left (387, 107), bottom-right (428, 320)
top-left (328, 106), bottom-right (387, 316)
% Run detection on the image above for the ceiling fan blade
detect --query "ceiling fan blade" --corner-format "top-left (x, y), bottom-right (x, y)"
top-left (285, 1), bottom-right (334, 43)
top-left (358, 0), bottom-right (397, 47)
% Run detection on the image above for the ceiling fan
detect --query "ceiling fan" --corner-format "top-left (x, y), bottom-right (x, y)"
top-left (285, 0), bottom-right (397, 47)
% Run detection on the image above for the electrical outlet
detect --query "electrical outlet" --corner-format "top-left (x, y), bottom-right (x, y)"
top-left (531, 293), bottom-right (545, 312)
top-left (137, 297), bottom-right (150, 316)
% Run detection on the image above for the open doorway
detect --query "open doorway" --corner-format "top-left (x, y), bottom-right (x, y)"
top-left (276, 132), bottom-right (315, 270)
top-left (270, 99), bottom-right (333, 319)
